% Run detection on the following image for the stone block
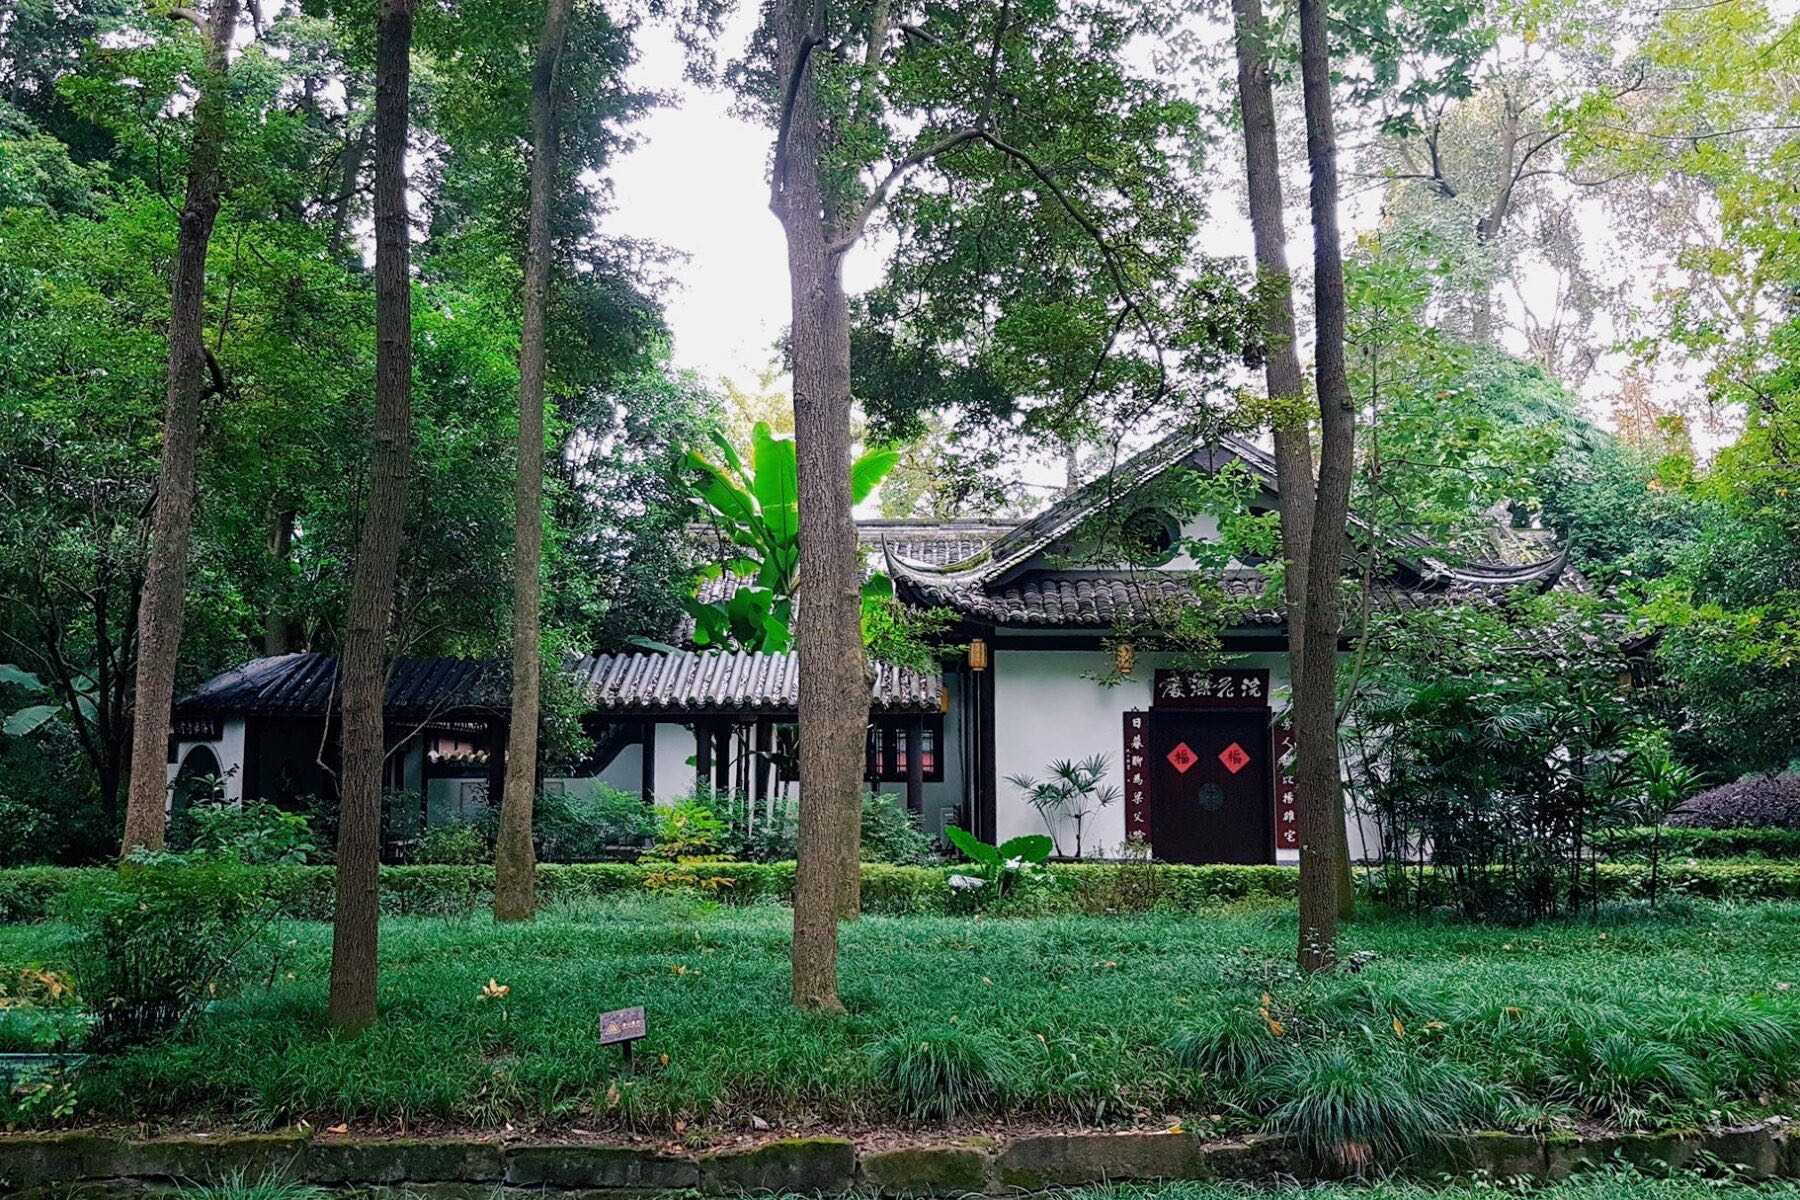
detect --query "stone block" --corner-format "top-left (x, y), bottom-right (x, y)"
top-left (992, 1131), bottom-right (1209, 1189)
top-left (506, 1142), bottom-right (700, 1191)
top-left (858, 1143), bottom-right (991, 1195)
top-left (305, 1137), bottom-right (504, 1185)
top-left (699, 1136), bottom-right (856, 1194)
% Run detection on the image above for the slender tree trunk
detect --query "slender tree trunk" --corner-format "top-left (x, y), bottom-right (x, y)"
top-left (1295, 0), bottom-right (1353, 975)
top-left (774, 0), bottom-right (868, 1012)
top-left (329, 0), bottom-right (416, 1031)
top-left (264, 507), bottom-right (296, 656)
top-left (1230, 0), bottom-right (1319, 870)
top-left (118, 0), bottom-right (240, 860)
top-left (494, 0), bottom-right (572, 924)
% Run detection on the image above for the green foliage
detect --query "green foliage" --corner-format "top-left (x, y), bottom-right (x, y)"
top-left (533, 786), bottom-right (657, 861)
top-left (1256, 1039), bottom-right (1503, 1166)
top-left (1166, 1007), bottom-right (1281, 1081)
top-left (1008, 755), bottom-right (1120, 861)
top-left (645, 801), bottom-right (731, 864)
top-left (169, 799), bottom-right (322, 867)
top-left (944, 827), bottom-right (1054, 903)
top-left (871, 1028), bottom-right (1007, 1120)
top-left (414, 822), bottom-right (489, 867)
top-left (1349, 594), bottom-right (1651, 921)
top-left (175, 1174), bottom-right (328, 1200)
top-left (857, 792), bottom-right (934, 867)
top-left (683, 420), bottom-right (899, 653)
top-left (57, 852), bottom-right (275, 1048)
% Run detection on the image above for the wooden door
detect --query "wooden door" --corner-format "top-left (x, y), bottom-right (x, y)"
top-left (1146, 709), bottom-right (1272, 864)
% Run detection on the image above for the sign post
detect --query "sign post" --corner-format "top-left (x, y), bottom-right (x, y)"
top-left (598, 1004), bottom-right (646, 1074)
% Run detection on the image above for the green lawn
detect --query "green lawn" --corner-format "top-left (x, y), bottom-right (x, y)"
top-left (6, 897), bottom-right (1800, 1137)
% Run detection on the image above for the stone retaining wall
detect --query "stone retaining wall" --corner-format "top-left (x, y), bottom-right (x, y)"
top-left (5, 1123), bottom-right (1795, 1197)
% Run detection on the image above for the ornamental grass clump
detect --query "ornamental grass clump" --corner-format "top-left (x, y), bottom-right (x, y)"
top-left (1255, 1038), bottom-right (1504, 1170)
top-left (1551, 1026), bottom-right (1708, 1123)
top-left (872, 1028), bottom-right (1008, 1120)
top-left (1166, 1004), bottom-right (1282, 1081)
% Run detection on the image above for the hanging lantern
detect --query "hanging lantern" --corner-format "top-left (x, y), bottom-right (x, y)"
top-left (1114, 641), bottom-right (1136, 677)
top-left (967, 638), bottom-right (989, 672)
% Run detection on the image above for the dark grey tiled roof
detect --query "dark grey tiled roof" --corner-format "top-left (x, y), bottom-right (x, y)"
top-left (175, 653), bottom-right (509, 718)
top-left (570, 650), bottom-right (941, 714)
top-left (893, 555), bottom-right (1582, 629)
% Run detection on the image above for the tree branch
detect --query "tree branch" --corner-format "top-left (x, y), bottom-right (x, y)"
top-left (825, 127), bottom-right (982, 255)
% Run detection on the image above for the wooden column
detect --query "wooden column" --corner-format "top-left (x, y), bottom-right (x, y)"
top-left (977, 647), bottom-right (997, 843)
top-left (640, 721), bottom-right (656, 804)
top-left (713, 725), bottom-right (732, 793)
top-left (754, 719), bottom-right (773, 802)
top-left (418, 731), bottom-right (433, 833)
top-left (485, 720), bottom-right (506, 808)
top-left (694, 720), bottom-right (712, 786)
top-left (904, 714), bottom-right (924, 816)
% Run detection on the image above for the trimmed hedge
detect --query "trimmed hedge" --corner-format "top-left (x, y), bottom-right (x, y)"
top-left (1604, 825), bottom-right (1800, 861)
top-left (0, 857), bottom-right (1796, 923)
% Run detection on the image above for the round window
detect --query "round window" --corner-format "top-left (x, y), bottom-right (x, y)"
top-left (1120, 509), bottom-right (1179, 565)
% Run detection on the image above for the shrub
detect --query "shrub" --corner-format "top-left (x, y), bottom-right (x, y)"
top-left (169, 798), bottom-right (323, 866)
top-left (414, 821), bottom-right (488, 866)
top-left (58, 852), bottom-right (276, 1048)
top-left (859, 792), bottom-right (933, 865)
top-left (1669, 772), bottom-right (1800, 830)
top-left (534, 786), bottom-right (656, 861)
top-left (1256, 1039), bottom-right (1502, 1168)
top-left (872, 1028), bottom-right (1007, 1120)
top-left (641, 801), bottom-right (738, 896)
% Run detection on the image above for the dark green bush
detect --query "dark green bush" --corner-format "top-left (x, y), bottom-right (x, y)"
top-left (169, 797), bottom-right (324, 865)
top-left (57, 852), bottom-right (277, 1047)
top-left (1606, 825), bottom-right (1800, 861)
top-left (414, 821), bottom-right (488, 865)
top-left (536, 785), bottom-right (657, 860)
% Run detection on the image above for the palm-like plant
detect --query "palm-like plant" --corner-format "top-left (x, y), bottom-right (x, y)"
top-left (1007, 754), bottom-right (1120, 860)
top-left (682, 421), bottom-right (897, 652)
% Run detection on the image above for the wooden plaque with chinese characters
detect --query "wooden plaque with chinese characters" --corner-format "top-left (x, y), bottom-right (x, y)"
top-left (1151, 668), bottom-right (1271, 710)
top-left (1273, 719), bottom-right (1298, 857)
top-left (1122, 711), bottom-right (1150, 845)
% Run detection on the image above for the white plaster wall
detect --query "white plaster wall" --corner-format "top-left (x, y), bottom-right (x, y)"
top-left (165, 717), bottom-right (246, 804)
top-left (992, 649), bottom-right (1152, 854)
top-left (992, 647), bottom-right (1298, 860)
top-left (653, 723), bottom-right (698, 804)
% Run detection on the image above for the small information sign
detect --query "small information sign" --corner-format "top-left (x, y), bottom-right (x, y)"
top-left (598, 1005), bottom-right (646, 1046)
top-left (599, 1004), bottom-right (646, 1074)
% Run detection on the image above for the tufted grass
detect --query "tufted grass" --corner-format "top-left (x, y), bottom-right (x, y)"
top-left (0, 895), bottom-right (1797, 1136)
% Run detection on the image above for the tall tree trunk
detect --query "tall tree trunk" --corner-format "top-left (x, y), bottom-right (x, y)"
top-left (1295, 0), bottom-right (1353, 975)
top-left (264, 507), bottom-right (296, 656)
top-left (118, 0), bottom-right (240, 860)
top-left (329, 0), bottom-right (416, 1031)
top-left (1232, 0), bottom-right (1353, 917)
top-left (494, 0), bottom-right (572, 924)
top-left (773, 0), bottom-right (868, 1012)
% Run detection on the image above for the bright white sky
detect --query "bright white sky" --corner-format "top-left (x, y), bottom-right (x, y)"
top-left (603, 12), bottom-right (1758, 455)
top-left (608, 10), bottom-right (888, 388)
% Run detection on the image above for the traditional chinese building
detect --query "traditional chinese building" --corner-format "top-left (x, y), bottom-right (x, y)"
top-left (171, 429), bottom-right (1584, 864)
